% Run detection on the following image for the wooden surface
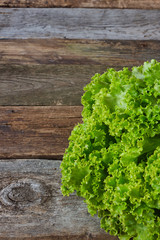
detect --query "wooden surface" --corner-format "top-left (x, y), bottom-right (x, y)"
top-left (0, 106), bottom-right (82, 159)
top-left (0, 39), bottom-right (160, 106)
top-left (0, 0), bottom-right (159, 9)
top-left (0, 2), bottom-right (159, 240)
top-left (0, 159), bottom-right (118, 240)
top-left (0, 9), bottom-right (160, 40)
top-left (1, 39), bottom-right (160, 66)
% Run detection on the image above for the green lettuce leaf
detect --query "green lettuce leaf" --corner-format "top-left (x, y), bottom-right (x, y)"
top-left (60, 60), bottom-right (160, 240)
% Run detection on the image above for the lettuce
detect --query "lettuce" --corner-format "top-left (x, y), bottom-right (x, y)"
top-left (60, 59), bottom-right (160, 240)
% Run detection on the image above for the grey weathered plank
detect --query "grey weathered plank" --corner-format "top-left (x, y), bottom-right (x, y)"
top-left (0, 159), bottom-right (118, 239)
top-left (0, 39), bottom-right (160, 106)
top-left (0, 106), bottom-right (82, 159)
top-left (0, 0), bottom-right (160, 9)
top-left (0, 8), bottom-right (160, 40)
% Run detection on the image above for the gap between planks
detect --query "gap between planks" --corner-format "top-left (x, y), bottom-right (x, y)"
top-left (0, 0), bottom-right (159, 9)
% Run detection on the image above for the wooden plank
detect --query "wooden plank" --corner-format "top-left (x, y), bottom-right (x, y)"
top-left (1, 39), bottom-right (160, 66)
top-left (0, 64), bottom-right (105, 106)
top-left (0, 9), bottom-right (160, 40)
top-left (0, 159), bottom-right (118, 239)
top-left (0, 39), bottom-right (160, 106)
top-left (0, 106), bottom-right (82, 159)
top-left (0, 0), bottom-right (159, 9)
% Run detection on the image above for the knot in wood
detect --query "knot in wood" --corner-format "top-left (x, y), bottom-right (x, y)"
top-left (0, 179), bottom-right (50, 209)
top-left (8, 184), bottom-right (37, 202)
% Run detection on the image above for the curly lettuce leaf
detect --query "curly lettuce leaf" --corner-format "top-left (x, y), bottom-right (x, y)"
top-left (60, 60), bottom-right (160, 240)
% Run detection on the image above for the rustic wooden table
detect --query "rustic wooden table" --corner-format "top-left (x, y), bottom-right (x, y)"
top-left (0, 1), bottom-right (160, 239)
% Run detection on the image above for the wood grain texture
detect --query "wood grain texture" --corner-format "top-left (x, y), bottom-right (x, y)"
top-left (0, 0), bottom-right (159, 9)
top-left (0, 64), bottom-right (105, 106)
top-left (0, 39), bottom-right (160, 106)
top-left (0, 159), bottom-right (118, 239)
top-left (0, 8), bottom-right (160, 40)
top-left (0, 106), bottom-right (82, 159)
top-left (1, 39), bottom-right (160, 66)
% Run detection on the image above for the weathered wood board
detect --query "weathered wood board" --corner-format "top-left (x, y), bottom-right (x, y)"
top-left (0, 0), bottom-right (159, 9)
top-left (3, 39), bottom-right (160, 66)
top-left (0, 106), bottom-right (82, 159)
top-left (0, 9), bottom-right (160, 40)
top-left (0, 39), bottom-right (160, 106)
top-left (0, 159), bottom-right (118, 240)
top-left (0, 64), bottom-right (103, 106)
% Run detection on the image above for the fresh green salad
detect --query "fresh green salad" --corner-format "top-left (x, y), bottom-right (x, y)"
top-left (60, 60), bottom-right (160, 240)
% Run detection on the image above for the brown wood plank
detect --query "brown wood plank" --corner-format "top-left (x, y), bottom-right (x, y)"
top-left (0, 39), bottom-right (160, 106)
top-left (0, 159), bottom-right (118, 239)
top-left (0, 64), bottom-right (105, 106)
top-left (0, 106), bottom-right (83, 159)
top-left (1, 39), bottom-right (159, 66)
top-left (0, 0), bottom-right (159, 9)
top-left (0, 9), bottom-right (160, 40)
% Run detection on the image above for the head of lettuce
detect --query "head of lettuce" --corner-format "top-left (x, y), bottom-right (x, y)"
top-left (60, 59), bottom-right (160, 240)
